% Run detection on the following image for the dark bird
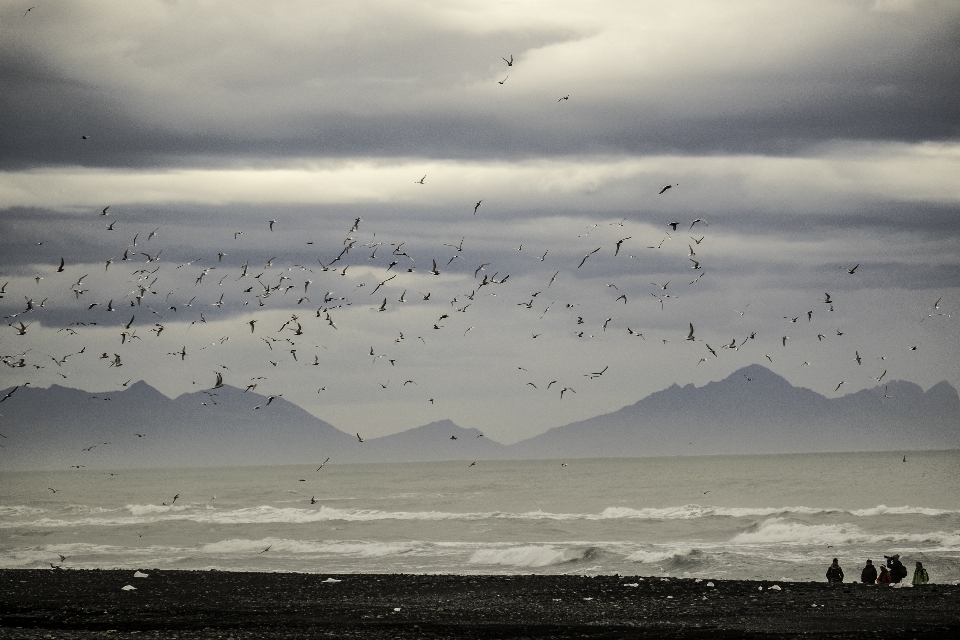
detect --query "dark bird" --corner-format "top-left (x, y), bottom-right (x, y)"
top-left (502, 54), bottom-right (513, 66)
top-left (57, 258), bottom-right (65, 273)
top-left (659, 185), bottom-right (674, 194)
top-left (416, 175), bottom-right (426, 184)
top-left (578, 247), bottom-right (601, 268)
top-left (474, 200), bottom-right (483, 214)
top-left (356, 433), bottom-right (364, 443)
top-left (498, 76), bottom-right (508, 84)
top-left (846, 264), bottom-right (859, 274)
top-left (316, 457), bottom-right (330, 471)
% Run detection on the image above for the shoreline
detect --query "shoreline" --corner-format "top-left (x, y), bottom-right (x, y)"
top-left (2, 569), bottom-right (958, 638)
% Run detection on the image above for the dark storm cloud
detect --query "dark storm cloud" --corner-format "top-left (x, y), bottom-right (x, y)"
top-left (1, 1), bottom-right (958, 168)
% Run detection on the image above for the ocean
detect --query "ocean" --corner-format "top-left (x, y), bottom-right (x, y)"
top-left (2, 451), bottom-right (958, 583)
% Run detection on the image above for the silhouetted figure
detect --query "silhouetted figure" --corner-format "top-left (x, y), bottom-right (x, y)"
top-left (885, 554), bottom-right (907, 583)
top-left (826, 558), bottom-right (844, 583)
top-left (860, 559), bottom-right (877, 584)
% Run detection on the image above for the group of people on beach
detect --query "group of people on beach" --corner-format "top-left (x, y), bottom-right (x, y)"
top-left (826, 554), bottom-right (929, 585)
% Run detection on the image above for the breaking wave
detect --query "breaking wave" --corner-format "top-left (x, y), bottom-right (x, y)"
top-left (732, 518), bottom-right (960, 548)
top-left (626, 548), bottom-right (708, 570)
top-left (200, 538), bottom-right (422, 557)
top-left (1, 503), bottom-right (956, 529)
top-left (469, 545), bottom-right (603, 568)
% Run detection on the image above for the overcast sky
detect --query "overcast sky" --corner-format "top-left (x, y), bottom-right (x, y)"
top-left (2, 0), bottom-right (959, 444)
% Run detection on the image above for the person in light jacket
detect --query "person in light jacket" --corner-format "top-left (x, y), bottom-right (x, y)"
top-left (912, 561), bottom-right (929, 585)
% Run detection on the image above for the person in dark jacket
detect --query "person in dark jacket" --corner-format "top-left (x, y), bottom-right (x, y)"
top-left (826, 558), bottom-right (844, 583)
top-left (860, 559), bottom-right (878, 584)
top-left (885, 554), bottom-right (907, 583)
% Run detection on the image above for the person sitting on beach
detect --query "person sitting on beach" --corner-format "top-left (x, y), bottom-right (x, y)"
top-left (860, 559), bottom-right (877, 584)
top-left (825, 558), bottom-right (844, 583)
top-left (877, 566), bottom-right (892, 585)
top-left (912, 561), bottom-right (929, 585)
top-left (885, 554), bottom-right (907, 584)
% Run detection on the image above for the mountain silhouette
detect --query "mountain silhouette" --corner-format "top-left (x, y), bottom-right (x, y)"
top-left (1, 365), bottom-right (956, 469)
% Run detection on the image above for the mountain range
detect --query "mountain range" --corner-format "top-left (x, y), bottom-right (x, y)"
top-left (1, 364), bottom-right (957, 470)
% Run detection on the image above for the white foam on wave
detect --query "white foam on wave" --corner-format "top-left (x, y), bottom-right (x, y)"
top-left (199, 538), bottom-right (421, 557)
top-left (601, 504), bottom-right (960, 520)
top-left (0, 505), bottom-right (46, 518)
top-left (3, 501), bottom-right (956, 530)
top-left (732, 518), bottom-right (960, 548)
top-left (468, 545), bottom-right (599, 568)
top-left (626, 548), bottom-right (702, 565)
top-left (126, 504), bottom-right (191, 516)
top-left (849, 505), bottom-right (956, 517)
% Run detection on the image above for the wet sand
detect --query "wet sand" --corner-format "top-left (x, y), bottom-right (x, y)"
top-left (1, 569), bottom-right (958, 638)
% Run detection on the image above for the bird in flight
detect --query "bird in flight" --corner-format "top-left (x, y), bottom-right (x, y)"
top-left (659, 184), bottom-right (674, 195)
top-left (498, 76), bottom-right (508, 85)
top-left (846, 264), bottom-right (859, 274)
top-left (578, 247), bottom-right (600, 268)
top-left (416, 175), bottom-right (426, 184)
top-left (474, 200), bottom-right (483, 214)
top-left (502, 55), bottom-right (513, 66)
top-left (356, 433), bottom-right (364, 443)
top-left (316, 457), bottom-right (330, 471)
top-left (558, 95), bottom-right (569, 102)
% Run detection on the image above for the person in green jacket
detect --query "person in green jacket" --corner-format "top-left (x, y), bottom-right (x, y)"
top-left (912, 561), bottom-right (929, 585)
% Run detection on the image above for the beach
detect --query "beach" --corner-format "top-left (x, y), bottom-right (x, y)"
top-left (1, 569), bottom-right (957, 639)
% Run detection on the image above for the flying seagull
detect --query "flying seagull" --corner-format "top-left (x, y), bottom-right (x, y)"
top-left (578, 247), bottom-right (600, 268)
top-left (502, 54), bottom-right (513, 66)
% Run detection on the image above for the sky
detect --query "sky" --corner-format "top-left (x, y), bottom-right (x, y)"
top-left (1, 0), bottom-right (959, 444)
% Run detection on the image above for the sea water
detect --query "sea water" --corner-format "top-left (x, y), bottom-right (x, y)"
top-left (2, 451), bottom-right (959, 583)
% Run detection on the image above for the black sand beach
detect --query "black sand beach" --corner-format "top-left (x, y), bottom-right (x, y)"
top-left (1, 570), bottom-right (958, 639)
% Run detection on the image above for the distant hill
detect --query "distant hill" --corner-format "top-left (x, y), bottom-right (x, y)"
top-left (0, 382), bottom-right (356, 470)
top-left (506, 364), bottom-right (960, 459)
top-left (354, 419), bottom-right (507, 462)
top-left (1, 365), bottom-right (957, 469)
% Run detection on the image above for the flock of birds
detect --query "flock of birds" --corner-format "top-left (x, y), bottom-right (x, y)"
top-left (1, 51), bottom-right (955, 476)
